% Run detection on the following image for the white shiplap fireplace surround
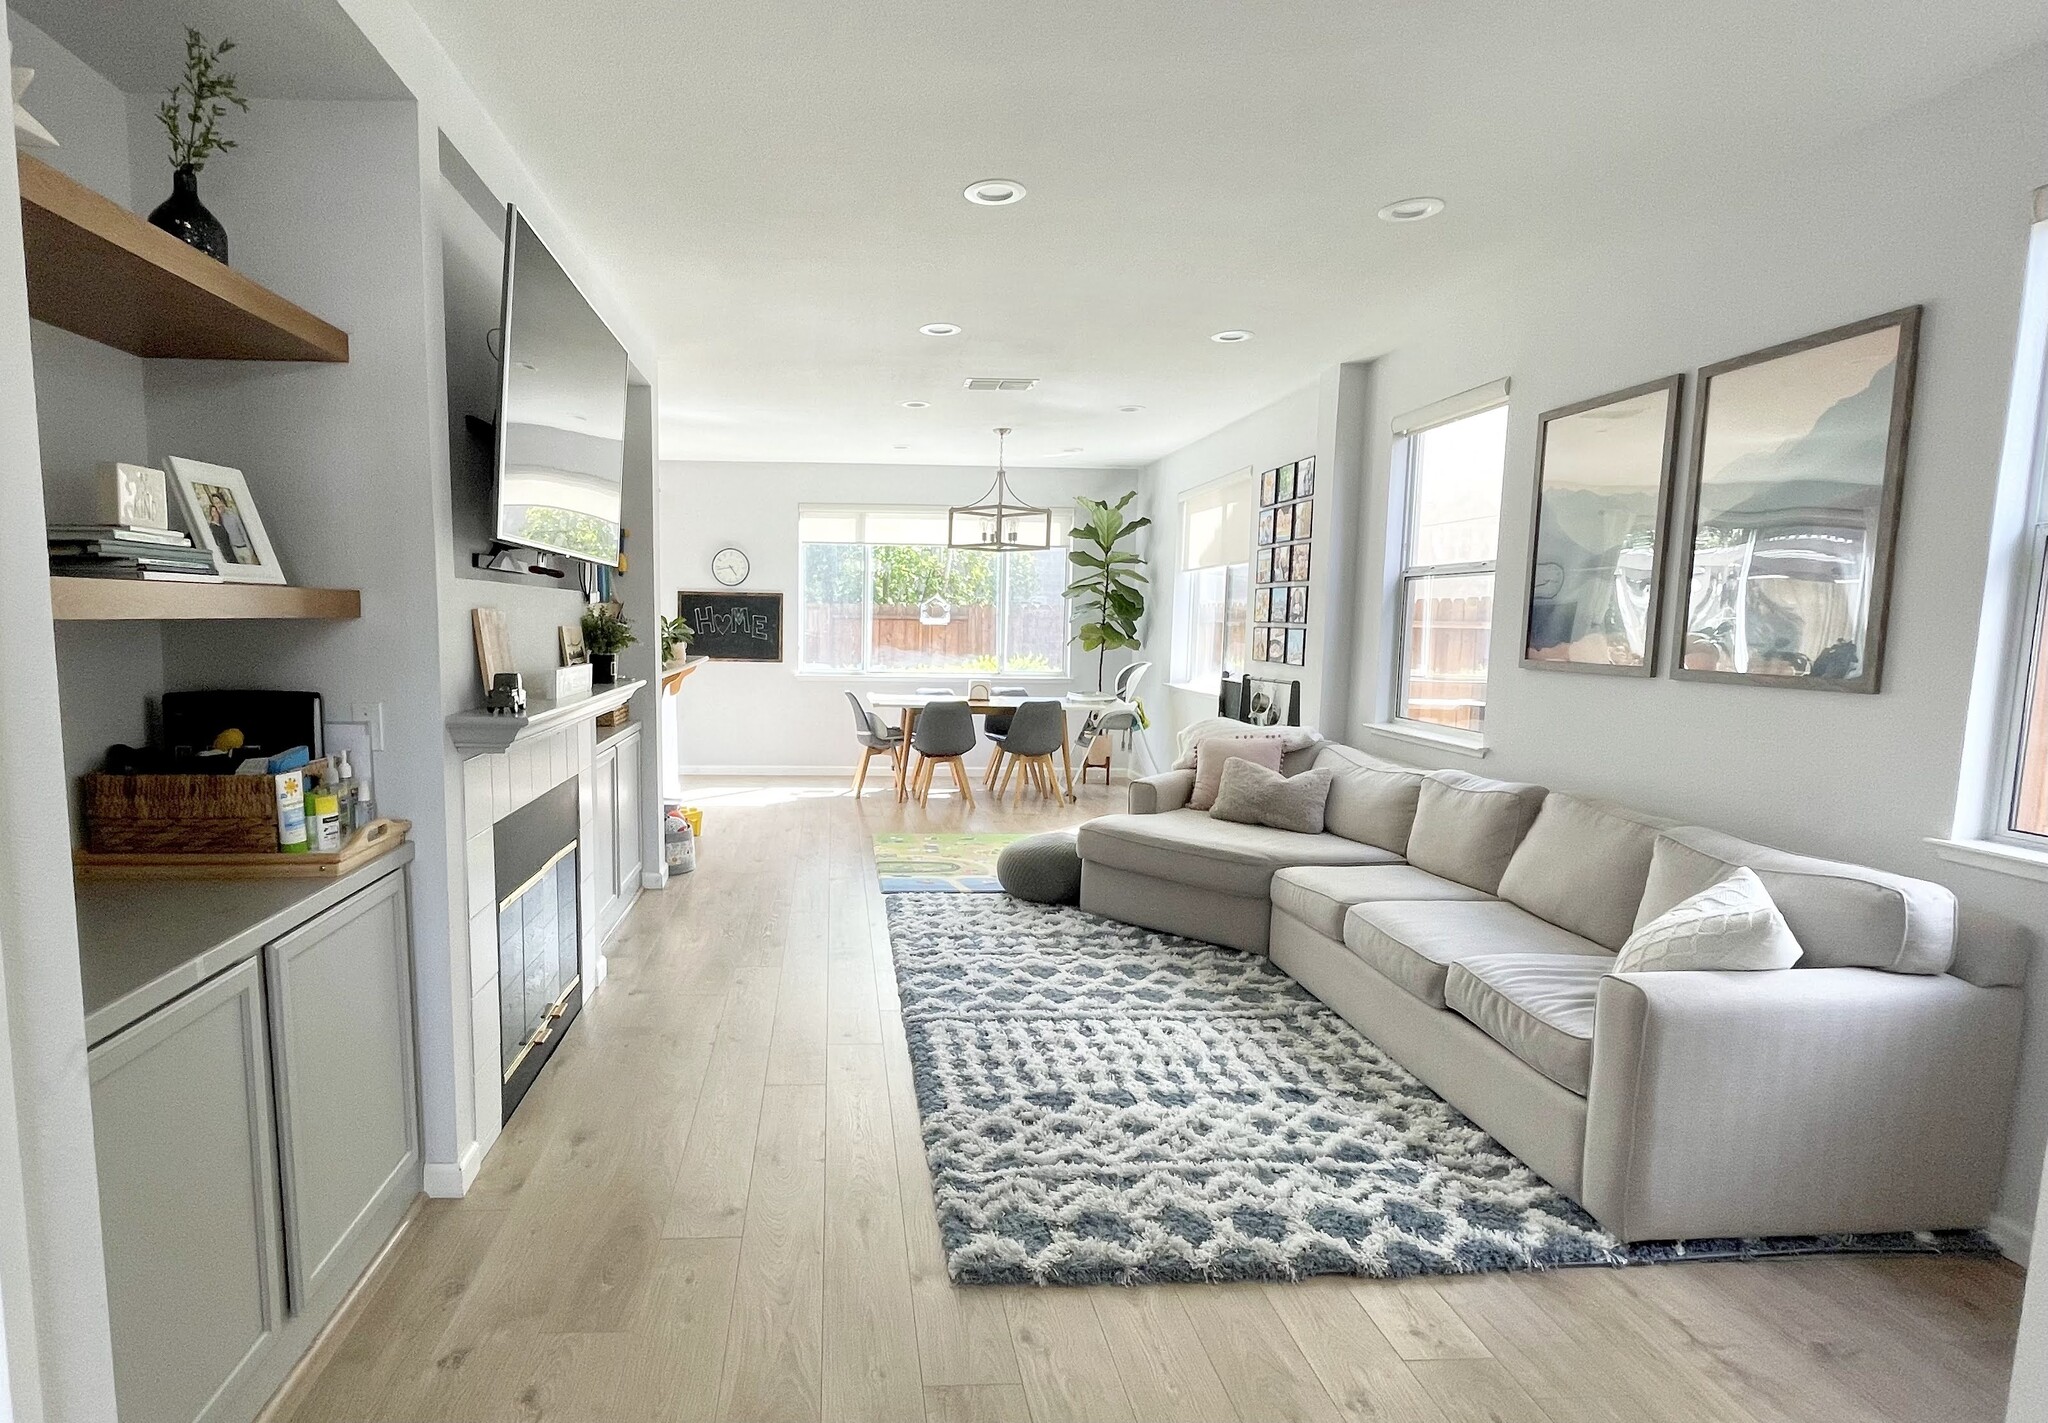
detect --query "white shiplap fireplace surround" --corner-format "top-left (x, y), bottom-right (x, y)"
top-left (445, 681), bottom-right (646, 1184)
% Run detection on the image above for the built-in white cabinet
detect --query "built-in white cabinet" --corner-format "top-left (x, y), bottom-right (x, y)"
top-left (90, 956), bottom-right (285, 1423)
top-left (88, 865), bottom-right (419, 1423)
top-left (265, 869), bottom-right (420, 1309)
top-left (593, 725), bottom-right (644, 939)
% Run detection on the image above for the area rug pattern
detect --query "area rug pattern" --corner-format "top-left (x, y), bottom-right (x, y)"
top-left (886, 893), bottom-right (1991, 1286)
top-left (875, 833), bottom-right (1022, 893)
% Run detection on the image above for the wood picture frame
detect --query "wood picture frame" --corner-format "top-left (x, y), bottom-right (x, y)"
top-left (1520, 374), bottom-right (1683, 677)
top-left (1673, 307), bottom-right (1921, 694)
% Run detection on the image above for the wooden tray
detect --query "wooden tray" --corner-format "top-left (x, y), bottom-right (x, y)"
top-left (74, 818), bottom-right (411, 881)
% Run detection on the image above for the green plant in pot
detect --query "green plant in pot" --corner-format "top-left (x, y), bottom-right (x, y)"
top-left (659, 614), bottom-right (693, 668)
top-left (150, 29), bottom-right (247, 264)
top-left (581, 604), bottom-right (635, 684)
top-left (1065, 493), bottom-right (1150, 691)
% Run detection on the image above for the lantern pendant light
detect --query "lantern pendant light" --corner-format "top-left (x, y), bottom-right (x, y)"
top-left (948, 427), bottom-right (1053, 552)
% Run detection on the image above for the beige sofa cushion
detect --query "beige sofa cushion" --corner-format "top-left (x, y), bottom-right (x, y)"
top-left (1270, 864), bottom-right (1492, 940)
top-left (1342, 899), bottom-right (1607, 1009)
top-left (1405, 771), bottom-right (1550, 894)
top-left (1446, 954), bottom-right (1608, 1096)
top-left (1497, 794), bottom-right (1672, 950)
top-left (1077, 810), bottom-right (1397, 900)
top-left (1191, 734), bottom-right (1286, 810)
top-left (1313, 744), bottom-right (1426, 854)
top-left (1636, 826), bottom-right (1957, 975)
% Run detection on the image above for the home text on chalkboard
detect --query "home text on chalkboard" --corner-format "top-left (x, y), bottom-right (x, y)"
top-left (678, 590), bottom-right (784, 662)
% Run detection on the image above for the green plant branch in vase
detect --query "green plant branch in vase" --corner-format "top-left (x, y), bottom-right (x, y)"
top-left (581, 604), bottom-right (637, 656)
top-left (1066, 493), bottom-right (1150, 691)
top-left (148, 28), bottom-right (247, 263)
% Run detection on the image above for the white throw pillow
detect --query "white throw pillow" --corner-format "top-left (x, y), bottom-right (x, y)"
top-left (1613, 867), bottom-right (1804, 973)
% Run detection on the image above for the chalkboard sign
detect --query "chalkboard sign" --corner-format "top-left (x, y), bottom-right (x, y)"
top-left (677, 590), bottom-right (783, 662)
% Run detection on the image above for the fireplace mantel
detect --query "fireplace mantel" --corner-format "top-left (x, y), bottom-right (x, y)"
top-left (445, 678), bottom-right (647, 755)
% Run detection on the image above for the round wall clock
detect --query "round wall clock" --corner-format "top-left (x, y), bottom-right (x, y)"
top-left (711, 547), bottom-right (750, 586)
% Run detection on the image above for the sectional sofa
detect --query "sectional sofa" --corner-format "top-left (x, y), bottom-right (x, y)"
top-left (1075, 743), bottom-right (2026, 1243)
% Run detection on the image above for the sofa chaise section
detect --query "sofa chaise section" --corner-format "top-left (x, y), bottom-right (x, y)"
top-left (1085, 749), bottom-right (2026, 1244)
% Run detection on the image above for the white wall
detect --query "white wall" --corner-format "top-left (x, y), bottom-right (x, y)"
top-left (1328, 44), bottom-right (2048, 1249)
top-left (1136, 366), bottom-right (1370, 763)
top-left (658, 459), bottom-right (1140, 780)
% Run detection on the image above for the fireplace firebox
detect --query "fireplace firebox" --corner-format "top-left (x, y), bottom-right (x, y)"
top-left (495, 779), bottom-right (582, 1122)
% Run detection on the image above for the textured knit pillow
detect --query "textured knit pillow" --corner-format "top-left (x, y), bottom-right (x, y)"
top-left (1614, 867), bottom-right (1804, 973)
top-left (1209, 758), bottom-right (1334, 834)
top-left (1190, 734), bottom-right (1286, 811)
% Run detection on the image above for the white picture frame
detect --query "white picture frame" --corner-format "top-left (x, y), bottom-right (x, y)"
top-left (165, 457), bottom-right (287, 585)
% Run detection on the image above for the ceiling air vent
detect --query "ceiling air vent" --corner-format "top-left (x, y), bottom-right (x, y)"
top-left (963, 377), bottom-right (1040, 392)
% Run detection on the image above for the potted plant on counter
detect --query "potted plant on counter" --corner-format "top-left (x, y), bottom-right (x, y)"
top-left (581, 604), bottom-right (635, 684)
top-left (659, 613), bottom-right (693, 670)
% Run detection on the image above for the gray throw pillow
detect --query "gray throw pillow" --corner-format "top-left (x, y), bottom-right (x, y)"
top-left (1209, 759), bottom-right (1334, 834)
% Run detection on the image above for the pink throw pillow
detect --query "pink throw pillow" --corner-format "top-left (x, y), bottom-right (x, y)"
top-left (1190, 734), bottom-right (1286, 810)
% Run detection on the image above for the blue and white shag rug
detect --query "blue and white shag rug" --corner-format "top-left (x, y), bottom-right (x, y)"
top-left (887, 894), bottom-right (1992, 1287)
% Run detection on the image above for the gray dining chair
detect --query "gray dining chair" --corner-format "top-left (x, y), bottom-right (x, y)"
top-left (991, 699), bottom-right (1067, 805)
top-left (844, 690), bottom-right (903, 796)
top-left (909, 699), bottom-right (977, 805)
top-left (982, 685), bottom-right (1031, 785)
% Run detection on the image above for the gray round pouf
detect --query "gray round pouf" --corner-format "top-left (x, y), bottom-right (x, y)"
top-left (997, 829), bottom-right (1083, 905)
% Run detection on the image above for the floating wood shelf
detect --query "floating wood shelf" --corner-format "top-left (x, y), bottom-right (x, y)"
top-left (50, 578), bottom-right (362, 622)
top-left (17, 153), bottom-right (349, 362)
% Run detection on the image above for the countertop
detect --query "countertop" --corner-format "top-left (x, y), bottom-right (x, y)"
top-left (76, 841), bottom-right (415, 1047)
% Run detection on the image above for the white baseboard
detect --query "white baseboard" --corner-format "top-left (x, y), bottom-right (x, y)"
top-left (422, 1139), bottom-right (484, 1199)
top-left (640, 867), bottom-right (668, 890)
top-left (681, 764), bottom-right (856, 777)
top-left (1984, 1208), bottom-right (2032, 1265)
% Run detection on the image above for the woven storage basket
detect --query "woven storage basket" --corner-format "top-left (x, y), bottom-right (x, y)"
top-left (84, 773), bottom-right (280, 854)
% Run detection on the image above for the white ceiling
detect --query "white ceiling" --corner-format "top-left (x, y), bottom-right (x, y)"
top-left (16, 0), bottom-right (408, 101)
top-left (406, 0), bottom-right (2047, 468)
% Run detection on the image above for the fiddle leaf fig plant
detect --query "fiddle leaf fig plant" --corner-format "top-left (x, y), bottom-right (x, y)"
top-left (1065, 492), bottom-right (1150, 691)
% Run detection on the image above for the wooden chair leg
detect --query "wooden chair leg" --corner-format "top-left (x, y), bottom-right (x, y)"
top-left (852, 747), bottom-right (872, 795)
top-left (949, 756), bottom-right (975, 806)
top-left (985, 749), bottom-right (1004, 788)
top-left (998, 755), bottom-right (1018, 796)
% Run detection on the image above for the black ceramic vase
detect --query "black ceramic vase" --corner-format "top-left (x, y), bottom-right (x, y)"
top-left (147, 165), bottom-right (228, 263)
top-left (591, 654), bottom-right (617, 685)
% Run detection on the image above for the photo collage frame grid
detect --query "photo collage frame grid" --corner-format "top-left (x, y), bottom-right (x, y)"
top-left (1254, 454), bottom-right (1314, 667)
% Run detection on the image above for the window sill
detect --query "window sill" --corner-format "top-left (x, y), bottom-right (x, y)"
top-left (1926, 837), bottom-right (2048, 885)
top-left (1359, 720), bottom-right (1489, 759)
top-left (1168, 681), bottom-right (1222, 697)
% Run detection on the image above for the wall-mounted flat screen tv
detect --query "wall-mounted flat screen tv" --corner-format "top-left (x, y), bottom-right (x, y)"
top-left (493, 207), bottom-right (627, 567)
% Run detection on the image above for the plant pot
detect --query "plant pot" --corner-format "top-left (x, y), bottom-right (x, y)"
top-left (147, 164), bottom-right (228, 263)
top-left (590, 653), bottom-right (617, 684)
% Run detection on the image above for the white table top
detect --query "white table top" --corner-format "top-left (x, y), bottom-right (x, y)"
top-left (867, 692), bottom-right (1137, 713)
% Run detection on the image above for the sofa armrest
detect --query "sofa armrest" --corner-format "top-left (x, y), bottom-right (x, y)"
top-left (1129, 769), bottom-right (1195, 814)
top-left (1582, 968), bottom-right (2021, 1242)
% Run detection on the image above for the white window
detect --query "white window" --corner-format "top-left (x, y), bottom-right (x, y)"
top-left (1389, 390), bottom-right (1510, 733)
top-left (1170, 474), bottom-right (1253, 691)
top-left (797, 507), bottom-right (1070, 676)
top-left (1998, 202), bottom-right (2048, 843)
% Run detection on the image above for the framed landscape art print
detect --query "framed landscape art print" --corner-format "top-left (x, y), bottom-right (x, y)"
top-left (1674, 307), bottom-right (1920, 694)
top-left (1520, 375), bottom-right (1682, 676)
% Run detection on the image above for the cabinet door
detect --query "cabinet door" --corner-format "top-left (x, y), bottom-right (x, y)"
top-left (265, 869), bottom-right (420, 1312)
top-left (614, 729), bottom-right (642, 900)
top-left (90, 956), bottom-right (284, 1423)
top-left (591, 743), bottom-right (619, 929)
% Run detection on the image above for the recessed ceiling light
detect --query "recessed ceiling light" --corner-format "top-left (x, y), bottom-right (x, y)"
top-left (963, 178), bottom-right (1026, 206)
top-left (1378, 196), bottom-right (1446, 223)
top-left (1118, 405), bottom-right (1145, 413)
top-left (893, 444), bottom-right (911, 450)
top-left (900, 400), bottom-right (930, 409)
top-left (919, 322), bottom-right (962, 336)
top-left (1210, 330), bottom-right (1253, 343)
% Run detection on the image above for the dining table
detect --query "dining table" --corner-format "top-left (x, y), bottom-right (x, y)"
top-left (866, 692), bottom-right (1143, 803)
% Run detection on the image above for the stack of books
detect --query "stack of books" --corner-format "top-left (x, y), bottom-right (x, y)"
top-left (47, 525), bottom-right (222, 582)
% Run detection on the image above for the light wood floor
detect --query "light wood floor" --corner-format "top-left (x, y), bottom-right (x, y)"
top-left (271, 776), bottom-right (2024, 1423)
